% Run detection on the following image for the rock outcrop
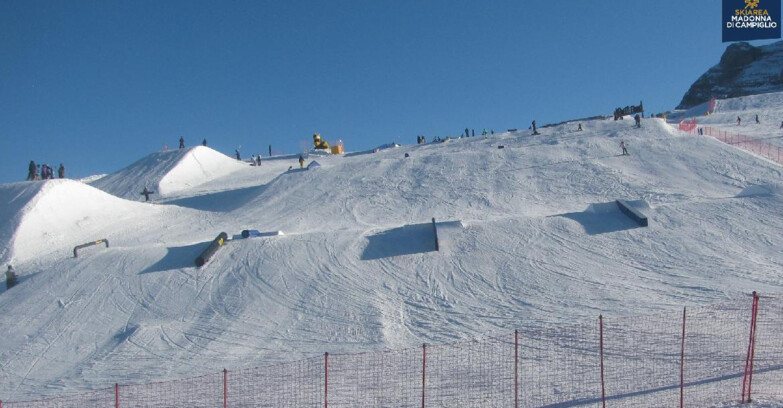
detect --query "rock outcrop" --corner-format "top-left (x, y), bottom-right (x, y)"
top-left (677, 41), bottom-right (783, 109)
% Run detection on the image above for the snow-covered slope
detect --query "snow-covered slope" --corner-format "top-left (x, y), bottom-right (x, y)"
top-left (89, 146), bottom-right (249, 200)
top-left (2, 99), bottom-right (783, 401)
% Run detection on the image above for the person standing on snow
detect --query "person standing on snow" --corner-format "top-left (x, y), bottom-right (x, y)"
top-left (58, 164), bottom-right (65, 179)
top-left (620, 140), bottom-right (629, 156)
top-left (6, 265), bottom-right (17, 290)
top-left (140, 187), bottom-right (155, 202)
top-left (634, 114), bottom-right (641, 128)
top-left (179, 137), bottom-right (185, 149)
top-left (202, 138), bottom-right (207, 146)
top-left (737, 117), bottom-right (742, 126)
top-left (27, 160), bottom-right (36, 181)
top-left (532, 120), bottom-right (537, 134)
top-left (299, 155), bottom-right (305, 169)
top-left (235, 149), bottom-right (241, 160)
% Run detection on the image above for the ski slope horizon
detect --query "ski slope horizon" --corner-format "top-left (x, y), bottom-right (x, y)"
top-left (2, 92), bottom-right (783, 402)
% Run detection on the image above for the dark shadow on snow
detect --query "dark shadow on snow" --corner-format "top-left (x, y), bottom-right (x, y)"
top-left (361, 223), bottom-right (437, 260)
top-left (164, 184), bottom-right (267, 212)
top-left (140, 242), bottom-right (207, 274)
top-left (555, 203), bottom-right (642, 235)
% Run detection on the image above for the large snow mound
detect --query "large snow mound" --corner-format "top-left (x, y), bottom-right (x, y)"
top-left (90, 146), bottom-right (248, 200)
top-left (0, 179), bottom-right (165, 265)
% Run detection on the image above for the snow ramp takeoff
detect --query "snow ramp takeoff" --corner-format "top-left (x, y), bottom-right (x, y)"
top-left (90, 146), bottom-right (248, 200)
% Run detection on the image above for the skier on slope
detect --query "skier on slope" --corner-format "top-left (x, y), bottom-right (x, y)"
top-left (58, 164), bottom-right (65, 179)
top-left (6, 265), bottom-right (17, 290)
top-left (634, 114), bottom-right (641, 128)
top-left (737, 117), bottom-right (742, 126)
top-left (299, 155), bottom-right (305, 169)
top-left (179, 137), bottom-right (185, 149)
top-left (140, 187), bottom-right (155, 202)
top-left (620, 140), bottom-right (628, 156)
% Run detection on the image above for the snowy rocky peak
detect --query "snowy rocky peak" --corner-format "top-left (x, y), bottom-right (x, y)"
top-left (677, 40), bottom-right (783, 109)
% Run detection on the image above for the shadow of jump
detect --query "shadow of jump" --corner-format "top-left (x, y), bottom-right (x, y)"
top-left (361, 223), bottom-right (437, 260)
top-left (140, 242), bottom-right (208, 274)
top-left (556, 202), bottom-right (642, 235)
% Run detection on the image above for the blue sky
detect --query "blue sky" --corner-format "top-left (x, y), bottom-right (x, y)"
top-left (0, 0), bottom-right (778, 184)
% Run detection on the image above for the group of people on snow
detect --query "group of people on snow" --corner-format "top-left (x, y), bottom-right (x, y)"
top-left (27, 160), bottom-right (64, 181)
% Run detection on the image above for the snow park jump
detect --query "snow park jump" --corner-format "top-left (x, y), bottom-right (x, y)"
top-left (195, 232), bottom-right (228, 267)
top-left (615, 200), bottom-right (649, 227)
top-left (72, 239), bottom-right (109, 258)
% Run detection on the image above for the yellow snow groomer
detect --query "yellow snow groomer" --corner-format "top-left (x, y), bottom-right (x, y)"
top-left (313, 133), bottom-right (330, 150)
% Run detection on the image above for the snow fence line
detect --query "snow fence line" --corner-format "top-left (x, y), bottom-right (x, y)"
top-left (4, 292), bottom-right (783, 407)
top-left (72, 239), bottom-right (109, 258)
top-left (682, 123), bottom-right (783, 166)
top-left (194, 232), bottom-right (228, 267)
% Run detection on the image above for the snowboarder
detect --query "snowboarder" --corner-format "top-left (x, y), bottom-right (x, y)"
top-left (6, 265), bottom-right (17, 290)
top-left (179, 137), bottom-right (185, 149)
top-left (577, 123), bottom-right (583, 131)
top-left (299, 155), bottom-right (305, 169)
top-left (202, 138), bottom-right (207, 146)
top-left (235, 149), bottom-right (241, 160)
top-left (620, 140), bottom-right (628, 156)
top-left (140, 187), bottom-right (155, 202)
top-left (58, 164), bottom-right (65, 179)
top-left (27, 160), bottom-right (36, 181)
top-left (634, 114), bottom-right (641, 128)
top-left (737, 117), bottom-right (742, 126)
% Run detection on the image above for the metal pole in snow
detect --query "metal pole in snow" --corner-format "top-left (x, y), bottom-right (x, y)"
top-left (599, 315), bottom-right (606, 408)
top-left (742, 292), bottom-right (759, 403)
top-left (680, 307), bottom-right (686, 408)
top-left (421, 343), bottom-right (427, 408)
top-left (515, 330), bottom-right (519, 408)
top-left (324, 352), bottom-right (329, 408)
top-left (223, 369), bottom-right (228, 408)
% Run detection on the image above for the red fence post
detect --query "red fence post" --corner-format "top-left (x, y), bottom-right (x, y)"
top-left (742, 292), bottom-right (759, 403)
top-left (324, 352), bottom-right (329, 408)
top-left (422, 343), bottom-right (427, 408)
top-left (599, 315), bottom-right (606, 408)
top-left (515, 330), bottom-right (519, 408)
top-left (223, 369), bottom-right (228, 408)
top-left (115, 383), bottom-right (119, 408)
top-left (680, 307), bottom-right (686, 408)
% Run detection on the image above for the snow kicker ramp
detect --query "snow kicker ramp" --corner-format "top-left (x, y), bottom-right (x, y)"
top-left (90, 146), bottom-right (248, 200)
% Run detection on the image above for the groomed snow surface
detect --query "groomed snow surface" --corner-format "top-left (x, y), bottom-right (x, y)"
top-left (2, 93), bottom-right (783, 406)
